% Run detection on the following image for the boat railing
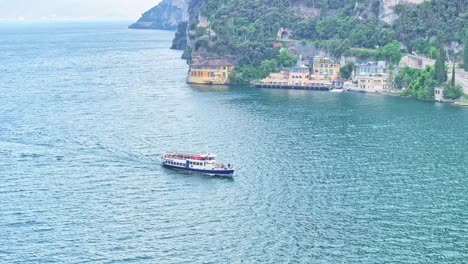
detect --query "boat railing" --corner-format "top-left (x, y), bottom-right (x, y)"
top-left (163, 152), bottom-right (216, 160)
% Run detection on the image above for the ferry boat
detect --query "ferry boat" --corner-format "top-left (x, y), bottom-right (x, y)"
top-left (161, 152), bottom-right (235, 177)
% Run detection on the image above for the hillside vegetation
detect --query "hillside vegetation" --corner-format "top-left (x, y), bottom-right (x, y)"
top-left (181, 0), bottom-right (467, 83)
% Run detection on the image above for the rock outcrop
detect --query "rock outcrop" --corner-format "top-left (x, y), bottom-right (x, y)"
top-left (129, 0), bottom-right (189, 30)
top-left (379, 0), bottom-right (425, 23)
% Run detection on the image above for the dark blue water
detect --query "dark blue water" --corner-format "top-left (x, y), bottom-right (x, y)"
top-left (0, 22), bottom-right (467, 263)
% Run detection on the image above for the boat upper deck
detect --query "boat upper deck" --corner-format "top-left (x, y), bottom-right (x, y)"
top-left (164, 152), bottom-right (216, 161)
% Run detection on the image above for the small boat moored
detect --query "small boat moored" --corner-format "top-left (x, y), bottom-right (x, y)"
top-left (330, 88), bottom-right (344, 93)
top-left (161, 152), bottom-right (234, 177)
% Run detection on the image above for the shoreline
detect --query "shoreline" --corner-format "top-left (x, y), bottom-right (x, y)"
top-left (243, 83), bottom-right (468, 107)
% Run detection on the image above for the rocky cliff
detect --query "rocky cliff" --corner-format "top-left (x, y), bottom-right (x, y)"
top-left (379, 0), bottom-right (425, 23)
top-left (172, 0), bottom-right (430, 56)
top-left (129, 0), bottom-right (189, 30)
top-left (172, 0), bottom-right (203, 55)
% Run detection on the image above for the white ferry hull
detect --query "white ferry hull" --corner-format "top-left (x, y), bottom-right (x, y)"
top-left (161, 152), bottom-right (235, 177)
top-left (162, 163), bottom-right (234, 176)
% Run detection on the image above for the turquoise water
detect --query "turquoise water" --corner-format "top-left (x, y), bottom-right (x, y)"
top-left (0, 22), bottom-right (467, 263)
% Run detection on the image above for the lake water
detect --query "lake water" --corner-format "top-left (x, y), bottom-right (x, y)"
top-left (0, 21), bottom-right (467, 263)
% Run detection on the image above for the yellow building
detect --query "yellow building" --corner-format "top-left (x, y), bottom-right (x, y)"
top-left (261, 71), bottom-right (289, 86)
top-left (260, 67), bottom-right (310, 87)
top-left (356, 74), bottom-right (390, 93)
top-left (288, 67), bottom-right (310, 86)
top-left (312, 56), bottom-right (340, 80)
top-left (187, 59), bottom-right (235, 85)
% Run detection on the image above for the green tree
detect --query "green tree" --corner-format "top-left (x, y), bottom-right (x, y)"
top-left (340, 62), bottom-right (354, 79)
top-left (399, 66), bottom-right (438, 101)
top-left (260, 60), bottom-right (279, 78)
top-left (444, 84), bottom-right (463, 100)
top-left (464, 30), bottom-right (468, 72)
top-left (435, 46), bottom-right (447, 83)
top-left (276, 49), bottom-right (298, 67)
top-left (379, 41), bottom-right (402, 65)
top-left (428, 46), bottom-right (438, 59)
top-left (451, 63), bottom-right (456, 87)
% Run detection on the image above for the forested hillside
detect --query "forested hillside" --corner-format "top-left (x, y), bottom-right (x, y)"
top-left (393, 0), bottom-right (467, 54)
top-left (179, 0), bottom-right (467, 83)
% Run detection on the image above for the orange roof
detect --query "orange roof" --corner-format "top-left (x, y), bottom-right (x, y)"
top-left (192, 59), bottom-right (234, 67)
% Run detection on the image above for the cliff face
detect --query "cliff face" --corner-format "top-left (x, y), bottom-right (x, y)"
top-left (177, 0), bottom-right (425, 57)
top-left (174, 0), bottom-right (203, 56)
top-left (129, 0), bottom-right (189, 30)
top-left (380, 0), bottom-right (425, 23)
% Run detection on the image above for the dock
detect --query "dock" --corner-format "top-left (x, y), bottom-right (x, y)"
top-left (255, 84), bottom-right (331, 91)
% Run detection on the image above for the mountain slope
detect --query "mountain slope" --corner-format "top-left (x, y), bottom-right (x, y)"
top-left (131, 0), bottom-right (467, 84)
top-left (129, 0), bottom-right (189, 30)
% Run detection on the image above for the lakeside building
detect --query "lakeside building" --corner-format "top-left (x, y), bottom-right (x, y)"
top-left (312, 56), bottom-right (340, 80)
top-left (187, 59), bottom-right (235, 85)
top-left (354, 61), bottom-right (388, 77)
top-left (434, 87), bottom-right (445, 102)
top-left (353, 61), bottom-right (391, 93)
top-left (261, 71), bottom-right (290, 86)
top-left (356, 73), bottom-right (390, 93)
top-left (261, 67), bottom-right (313, 87)
top-left (259, 56), bottom-right (341, 89)
top-left (288, 66), bottom-right (310, 86)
